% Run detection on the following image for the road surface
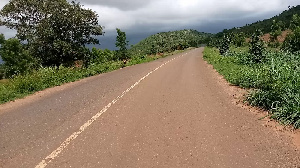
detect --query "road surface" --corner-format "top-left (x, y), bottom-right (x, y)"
top-left (0, 48), bottom-right (299, 168)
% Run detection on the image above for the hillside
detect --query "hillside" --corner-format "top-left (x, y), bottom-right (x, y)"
top-left (220, 5), bottom-right (300, 36)
top-left (129, 29), bottom-right (212, 56)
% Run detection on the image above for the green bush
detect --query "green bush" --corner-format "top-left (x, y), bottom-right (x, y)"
top-left (0, 61), bottom-right (123, 103)
top-left (0, 38), bottom-right (39, 78)
top-left (219, 34), bottom-right (231, 55)
top-left (249, 30), bottom-right (265, 63)
top-left (90, 48), bottom-right (116, 64)
top-left (282, 27), bottom-right (300, 53)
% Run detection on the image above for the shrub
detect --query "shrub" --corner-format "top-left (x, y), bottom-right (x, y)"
top-left (219, 34), bottom-right (231, 55)
top-left (0, 38), bottom-right (39, 78)
top-left (203, 47), bottom-right (300, 128)
top-left (249, 30), bottom-right (265, 63)
top-left (282, 27), bottom-right (300, 53)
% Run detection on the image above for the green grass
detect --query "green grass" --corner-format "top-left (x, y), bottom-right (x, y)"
top-left (203, 47), bottom-right (300, 128)
top-left (0, 49), bottom-right (186, 104)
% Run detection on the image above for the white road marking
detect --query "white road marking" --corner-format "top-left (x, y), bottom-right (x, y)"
top-left (35, 52), bottom-right (189, 168)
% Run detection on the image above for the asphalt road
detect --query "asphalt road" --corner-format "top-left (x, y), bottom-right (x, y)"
top-left (0, 48), bottom-right (299, 168)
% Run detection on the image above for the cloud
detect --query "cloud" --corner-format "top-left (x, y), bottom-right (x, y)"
top-left (0, 27), bottom-right (16, 38)
top-left (83, 0), bottom-right (299, 31)
top-left (75, 0), bottom-right (154, 11)
top-left (1, 0), bottom-right (300, 49)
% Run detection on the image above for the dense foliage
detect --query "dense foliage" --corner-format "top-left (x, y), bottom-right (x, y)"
top-left (282, 14), bottom-right (300, 53)
top-left (219, 34), bottom-right (230, 55)
top-left (0, 34), bottom-right (38, 78)
top-left (224, 5), bottom-right (300, 36)
top-left (115, 28), bottom-right (129, 61)
top-left (249, 30), bottom-right (265, 63)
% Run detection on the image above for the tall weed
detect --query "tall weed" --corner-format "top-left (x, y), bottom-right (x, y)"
top-left (204, 47), bottom-right (300, 128)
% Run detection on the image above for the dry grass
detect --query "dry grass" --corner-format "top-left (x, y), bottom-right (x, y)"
top-left (0, 79), bottom-right (9, 84)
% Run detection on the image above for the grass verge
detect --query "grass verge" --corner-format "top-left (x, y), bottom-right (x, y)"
top-left (203, 47), bottom-right (300, 128)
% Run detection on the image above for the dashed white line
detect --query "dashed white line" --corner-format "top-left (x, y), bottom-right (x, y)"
top-left (35, 52), bottom-right (189, 168)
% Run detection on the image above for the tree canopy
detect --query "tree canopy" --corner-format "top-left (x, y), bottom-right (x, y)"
top-left (0, 0), bottom-right (103, 66)
top-left (115, 28), bottom-right (129, 61)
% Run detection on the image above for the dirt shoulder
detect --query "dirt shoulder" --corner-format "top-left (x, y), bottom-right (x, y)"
top-left (203, 53), bottom-right (300, 150)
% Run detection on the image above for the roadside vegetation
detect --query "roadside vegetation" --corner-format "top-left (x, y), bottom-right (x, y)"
top-left (0, 49), bottom-right (186, 104)
top-left (0, 0), bottom-right (211, 104)
top-left (204, 6), bottom-right (300, 128)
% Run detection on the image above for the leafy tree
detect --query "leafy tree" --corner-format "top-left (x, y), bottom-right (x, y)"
top-left (270, 20), bottom-right (283, 43)
top-left (219, 34), bottom-right (231, 55)
top-left (232, 32), bottom-right (246, 47)
top-left (0, 35), bottom-right (38, 77)
top-left (0, 0), bottom-right (103, 66)
top-left (249, 30), bottom-right (265, 63)
top-left (90, 47), bottom-right (115, 64)
top-left (290, 14), bottom-right (300, 30)
top-left (282, 15), bottom-right (300, 53)
top-left (115, 28), bottom-right (129, 61)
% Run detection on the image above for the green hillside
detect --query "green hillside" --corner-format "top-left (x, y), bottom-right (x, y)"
top-left (130, 29), bottom-right (212, 56)
top-left (219, 5), bottom-right (300, 36)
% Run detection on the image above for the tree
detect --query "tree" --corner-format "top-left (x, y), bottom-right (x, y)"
top-left (270, 20), bottom-right (283, 43)
top-left (282, 14), bottom-right (300, 53)
top-left (249, 29), bottom-right (265, 63)
top-left (0, 0), bottom-right (103, 66)
top-left (290, 14), bottom-right (300, 31)
top-left (219, 34), bottom-right (231, 55)
top-left (115, 28), bottom-right (129, 61)
top-left (0, 34), bottom-right (5, 44)
top-left (0, 35), bottom-right (38, 77)
top-left (232, 32), bottom-right (246, 47)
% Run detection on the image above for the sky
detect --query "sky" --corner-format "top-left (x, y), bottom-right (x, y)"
top-left (0, 0), bottom-right (299, 50)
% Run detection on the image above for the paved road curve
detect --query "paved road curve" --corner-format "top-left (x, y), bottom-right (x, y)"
top-left (0, 48), bottom-right (299, 168)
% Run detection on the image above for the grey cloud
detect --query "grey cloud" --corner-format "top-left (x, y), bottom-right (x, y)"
top-left (0, 27), bottom-right (16, 38)
top-left (1, 0), bottom-right (300, 50)
top-left (74, 0), bottom-right (153, 11)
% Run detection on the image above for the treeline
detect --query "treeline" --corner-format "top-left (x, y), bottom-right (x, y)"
top-left (129, 30), bottom-right (211, 56)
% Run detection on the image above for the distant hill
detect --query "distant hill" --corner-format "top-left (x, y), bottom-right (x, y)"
top-left (130, 29), bottom-right (212, 56)
top-left (219, 5), bottom-right (300, 36)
